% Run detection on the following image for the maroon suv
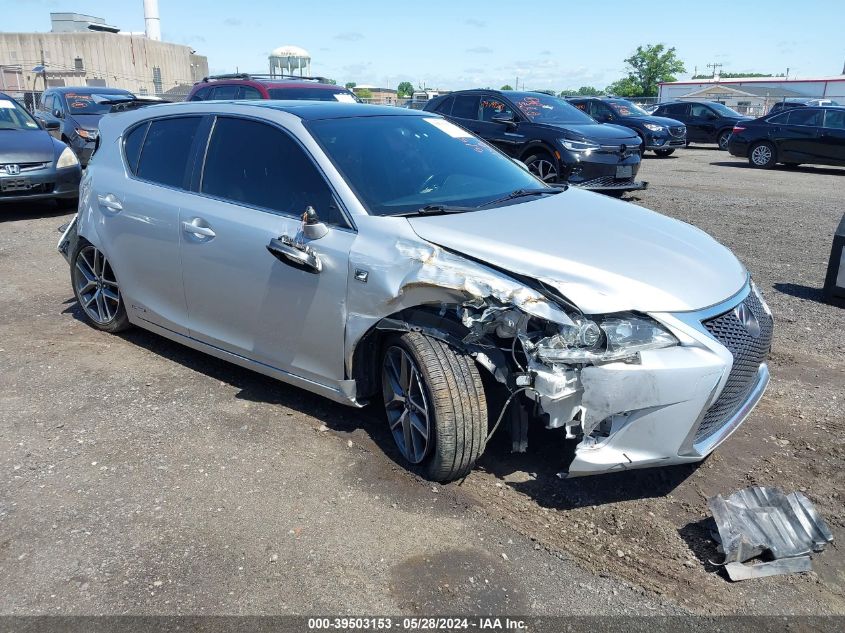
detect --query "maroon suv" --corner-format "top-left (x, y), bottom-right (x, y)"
top-left (186, 73), bottom-right (360, 102)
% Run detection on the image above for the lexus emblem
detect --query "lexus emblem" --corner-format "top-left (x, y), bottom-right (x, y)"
top-left (4, 164), bottom-right (20, 176)
top-left (734, 302), bottom-right (761, 338)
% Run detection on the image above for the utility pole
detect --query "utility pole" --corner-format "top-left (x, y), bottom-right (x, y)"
top-left (706, 62), bottom-right (723, 79)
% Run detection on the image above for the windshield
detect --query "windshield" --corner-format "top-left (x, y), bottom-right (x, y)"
top-left (62, 92), bottom-right (133, 114)
top-left (708, 102), bottom-right (743, 117)
top-left (606, 100), bottom-right (650, 117)
top-left (268, 88), bottom-right (359, 102)
top-left (510, 92), bottom-right (595, 124)
top-left (0, 97), bottom-right (41, 130)
top-left (308, 115), bottom-right (546, 216)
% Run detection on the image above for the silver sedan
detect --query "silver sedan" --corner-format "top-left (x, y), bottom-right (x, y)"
top-left (59, 100), bottom-right (772, 482)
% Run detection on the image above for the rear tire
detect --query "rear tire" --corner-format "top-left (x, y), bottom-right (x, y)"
top-left (717, 130), bottom-right (732, 150)
top-left (381, 332), bottom-right (487, 482)
top-left (654, 148), bottom-right (675, 157)
top-left (748, 141), bottom-right (777, 169)
top-left (71, 240), bottom-right (131, 333)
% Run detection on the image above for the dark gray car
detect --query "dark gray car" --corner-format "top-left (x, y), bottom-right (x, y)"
top-left (0, 92), bottom-right (81, 205)
top-left (35, 86), bottom-right (133, 166)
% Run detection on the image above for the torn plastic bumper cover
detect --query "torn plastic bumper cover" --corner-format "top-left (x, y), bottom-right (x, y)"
top-left (708, 486), bottom-right (834, 581)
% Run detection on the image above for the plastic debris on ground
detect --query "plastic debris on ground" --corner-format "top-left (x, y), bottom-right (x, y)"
top-left (707, 486), bottom-right (833, 581)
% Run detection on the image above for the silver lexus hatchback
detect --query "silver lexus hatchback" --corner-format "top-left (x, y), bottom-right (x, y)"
top-left (59, 101), bottom-right (773, 482)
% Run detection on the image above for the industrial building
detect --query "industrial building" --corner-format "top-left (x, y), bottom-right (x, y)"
top-left (0, 2), bottom-right (208, 98)
top-left (658, 75), bottom-right (845, 116)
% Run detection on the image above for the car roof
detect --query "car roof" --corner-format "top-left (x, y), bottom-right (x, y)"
top-left (134, 100), bottom-right (433, 121)
top-left (49, 86), bottom-right (131, 94)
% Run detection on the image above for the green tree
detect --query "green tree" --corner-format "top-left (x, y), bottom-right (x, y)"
top-left (397, 81), bottom-right (414, 97)
top-left (605, 76), bottom-right (642, 97)
top-left (345, 81), bottom-right (356, 89)
top-left (577, 86), bottom-right (602, 95)
top-left (608, 44), bottom-right (686, 97)
top-left (322, 78), bottom-right (337, 85)
top-left (356, 87), bottom-right (373, 100)
top-left (558, 89), bottom-right (578, 97)
top-left (500, 84), bottom-right (513, 90)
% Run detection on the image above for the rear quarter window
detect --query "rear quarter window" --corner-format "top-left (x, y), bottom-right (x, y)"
top-left (189, 86), bottom-right (212, 101)
top-left (123, 122), bottom-right (149, 174)
top-left (136, 117), bottom-right (202, 189)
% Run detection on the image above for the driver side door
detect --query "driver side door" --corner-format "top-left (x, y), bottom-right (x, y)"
top-left (688, 104), bottom-right (718, 142)
top-left (179, 115), bottom-right (355, 386)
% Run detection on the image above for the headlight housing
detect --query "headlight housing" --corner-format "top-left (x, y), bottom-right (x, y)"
top-left (559, 138), bottom-right (600, 153)
top-left (56, 147), bottom-right (79, 169)
top-left (76, 128), bottom-right (98, 141)
top-left (643, 123), bottom-right (665, 132)
top-left (533, 312), bottom-right (678, 364)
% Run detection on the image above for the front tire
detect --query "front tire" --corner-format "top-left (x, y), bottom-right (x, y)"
top-left (717, 130), bottom-right (732, 150)
top-left (748, 141), bottom-right (777, 169)
top-left (654, 148), bottom-right (675, 157)
top-left (71, 241), bottom-right (130, 333)
top-left (381, 332), bottom-right (487, 482)
top-left (523, 152), bottom-right (559, 183)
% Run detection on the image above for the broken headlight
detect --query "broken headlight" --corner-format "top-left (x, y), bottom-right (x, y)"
top-left (534, 313), bottom-right (678, 364)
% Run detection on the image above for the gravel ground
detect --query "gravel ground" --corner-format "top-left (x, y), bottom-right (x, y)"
top-left (1, 147), bottom-right (843, 616)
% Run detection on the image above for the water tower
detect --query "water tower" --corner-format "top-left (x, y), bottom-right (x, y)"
top-left (269, 45), bottom-right (311, 78)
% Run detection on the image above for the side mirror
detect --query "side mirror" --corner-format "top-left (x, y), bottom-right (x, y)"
top-left (491, 112), bottom-right (516, 127)
top-left (53, 109), bottom-right (64, 119)
top-left (301, 206), bottom-right (329, 240)
top-left (43, 120), bottom-right (60, 131)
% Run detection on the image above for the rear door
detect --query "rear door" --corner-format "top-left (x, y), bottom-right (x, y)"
top-left (97, 115), bottom-right (204, 335)
top-left (179, 115), bottom-right (355, 385)
top-left (778, 109), bottom-right (822, 161)
top-left (688, 104), bottom-right (718, 142)
top-left (818, 109), bottom-right (845, 165)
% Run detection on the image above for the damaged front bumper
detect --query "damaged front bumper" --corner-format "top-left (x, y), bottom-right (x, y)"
top-left (539, 283), bottom-right (773, 477)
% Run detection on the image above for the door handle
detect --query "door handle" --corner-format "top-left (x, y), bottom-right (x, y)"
top-left (266, 235), bottom-right (322, 273)
top-left (96, 193), bottom-right (123, 212)
top-left (182, 219), bottom-right (216, 238)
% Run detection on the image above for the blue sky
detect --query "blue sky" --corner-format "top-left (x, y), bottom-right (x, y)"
top-left (9, 0), bottom-right (845, 90)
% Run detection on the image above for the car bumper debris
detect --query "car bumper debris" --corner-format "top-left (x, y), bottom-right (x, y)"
top-left (708, 486), bottom-right (834, 581)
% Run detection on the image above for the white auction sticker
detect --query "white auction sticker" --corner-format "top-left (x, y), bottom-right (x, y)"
top-left (0, 99), bottom-right (16, 109)
top-left (333, 93), bottom-right (357, 103)
top-left (423, 117), bottom-right (472, 138)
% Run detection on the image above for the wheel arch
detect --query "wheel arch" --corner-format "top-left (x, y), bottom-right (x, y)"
top-left (350, 305), bottom-right (505, 400)
top-left (518, 140), bottom-right (558, 163)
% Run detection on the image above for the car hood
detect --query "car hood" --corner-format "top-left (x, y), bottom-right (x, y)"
top-left (626, 114), bottom-right (685, 127)
top-left (68, 113), bottom-right (105, 130)
top-left (407, 188), bottom-right (747, 314)
top-left (0, 129), bottom-right (57, 163)
top-left (539, 122), bottom-right (640, 142)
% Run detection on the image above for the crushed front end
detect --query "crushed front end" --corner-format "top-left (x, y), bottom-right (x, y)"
top-left (459, 277), bottom-right (773, 477)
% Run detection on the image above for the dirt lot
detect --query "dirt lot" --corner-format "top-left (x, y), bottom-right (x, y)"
top-left (1, 147), bottom-right (843, 615)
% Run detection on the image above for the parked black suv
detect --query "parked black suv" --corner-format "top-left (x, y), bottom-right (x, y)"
top-left (35, 86), bottom-right (134, 166)
top-left (424, 90), bottom-right (644, 194)
top-left (728, 106), bottom-right (845, 169)
top-left (652, 100), bottom-right (752, 150)
top-left (568, 97), bottom-right (686, 156)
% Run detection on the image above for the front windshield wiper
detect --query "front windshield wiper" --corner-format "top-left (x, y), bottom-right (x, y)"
top-left (392, 204), bottom-right (477, 217)
top-left (478, 187), bottom-right (564, 209)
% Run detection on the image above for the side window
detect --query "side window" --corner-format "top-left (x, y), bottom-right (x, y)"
top-left (594, 102), bottom-right (614, 119)
top-left (40, 94), bottom-right (53, 112)
top-left (766, 112), bottom-right (790, 124)
top-left (433, 96), bottom-right (454, 115)
top-left (480, 97), bottom-right (515, 122)
top-left (189, 86), bottom-right (211, 101)
top-left (824, 109), bottom-right (845, 130)
top-left (123, 121), bottom-right (149, 175)
top-left (451, 95), bottom-right (480, 120)
top-left (691, 104), bottom-right (713, 118)
top-left (210, 85), bottom-right (239, 100)
top-left (201, 117), bottom-right (345, 226)
top-left (240, 86), bottom-right (262, 100)
top-left (136, 116), bottom-right (202, 188)
top-left (571, 101), bottom-right (590, 114)
top-left (667, 103), bottom-right (688, 117)
top-left (787, 109), bottom-right (822, 126)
